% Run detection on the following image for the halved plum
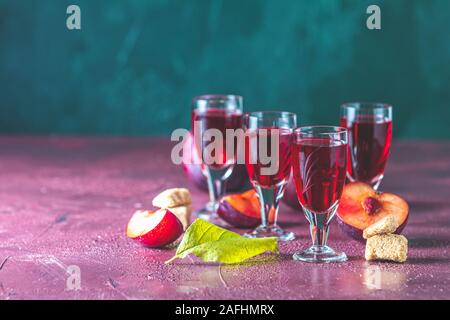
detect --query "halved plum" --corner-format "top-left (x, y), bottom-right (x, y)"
top-left (336, 182), bottom-right (409, 242)
top-left (126, 209), bottom-right (184, 247)
top-left (217, 189), bottom-right (263, 228)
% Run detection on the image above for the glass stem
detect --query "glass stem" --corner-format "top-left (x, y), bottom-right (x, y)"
top-left (205, 167), bottom-right (230, 213)
top-left (303, 205), bottom-right (338, 247)
top-left (255, 184), bottom-right (286, 227)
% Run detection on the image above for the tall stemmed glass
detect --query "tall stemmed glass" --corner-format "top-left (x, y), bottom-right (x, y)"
top-left (244, 111), bottom-right (296, 241)
top-left (292, 126), bottom-right (348, 262)
top-left (340, 103), bottom-right (392, 190)
top-left (191, 95), bottom-right (243, 224)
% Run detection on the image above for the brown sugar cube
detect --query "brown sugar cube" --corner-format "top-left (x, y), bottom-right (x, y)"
top-left (152, 188), bottom-right (192, 208)
top-left (168, 205), bottom-right (192, 230)
top-left (365, 234), bottom-right (408, 263)
top-left (363, 215), bottom-right (398, 239)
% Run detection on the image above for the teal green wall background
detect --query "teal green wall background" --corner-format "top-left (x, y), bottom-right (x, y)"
top-left (0, 0), bottom-right (449, 138)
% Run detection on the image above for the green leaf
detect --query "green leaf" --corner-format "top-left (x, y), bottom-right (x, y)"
top-left (165, 219), bottom-right (278, 264)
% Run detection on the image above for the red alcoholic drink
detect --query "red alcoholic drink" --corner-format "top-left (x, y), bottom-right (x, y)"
top-left (190, 94), bottom-right (243, 225)
top-left (340, 115), bottom-right (392, 185)
top-left (292, 126), bottom-right (348, 263)
top-left (245, 127), bottom-right (292, 188)
top-left (340, 102), bottom-right (393, 189)
top-left (292, 138), bottom-right (347, 213)
top-left (243, 111), bottom-right (297, 241)
top-left (191, 108), bottom-right (243, 169)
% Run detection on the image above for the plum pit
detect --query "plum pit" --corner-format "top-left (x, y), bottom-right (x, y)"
top-left (362, 196), bottom-right (382, 215)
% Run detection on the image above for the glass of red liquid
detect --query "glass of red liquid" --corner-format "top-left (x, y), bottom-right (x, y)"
top-left (244, 111), bottom-right (296, 241)
top-left (191, 95), bottom-right (243, 224)
top-left (292, 126), bottom-right (348, 262)
top-left (340, 102), bottom-right (393, 190)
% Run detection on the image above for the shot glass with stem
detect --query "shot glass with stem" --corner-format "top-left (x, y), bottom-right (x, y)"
top-left (340, 102), bottom-right (392, 190)
top-left (243, 111), bottom-right (297, 241)
top-left (191, 94), bottom-right (243, 225)
top-left (291, 126), bottom-right (348, 262)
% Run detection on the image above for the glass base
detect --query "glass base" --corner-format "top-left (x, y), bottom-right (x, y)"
top-left (195, 204), bottom-right (229, 228)
top-left (293, 245), bottom-right (347, 263)
top-left (244, 225), bottom-right (295, 241)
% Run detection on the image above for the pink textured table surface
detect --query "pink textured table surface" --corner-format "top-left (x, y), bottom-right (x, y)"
top-left (0, 136), bottom-right (449, 300)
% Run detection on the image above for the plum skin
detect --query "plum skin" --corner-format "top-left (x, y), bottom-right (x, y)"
top-left (132, 210), bottom-right (184, 248)
top-left (217, 200), bottom-right (260, 228)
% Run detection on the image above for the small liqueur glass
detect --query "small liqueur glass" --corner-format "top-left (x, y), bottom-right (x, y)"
top-left (244, 111), bottom-right (297, 241)
top-left (191, 94), bottom-right (243, 225)
top-left (340, 102), bottom-right (392, 190)
top-left (291, 126), bottom-right (348, 262)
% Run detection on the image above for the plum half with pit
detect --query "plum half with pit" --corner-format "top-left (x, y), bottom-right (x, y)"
top-left (336, 182), bottom-right (409, 242)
